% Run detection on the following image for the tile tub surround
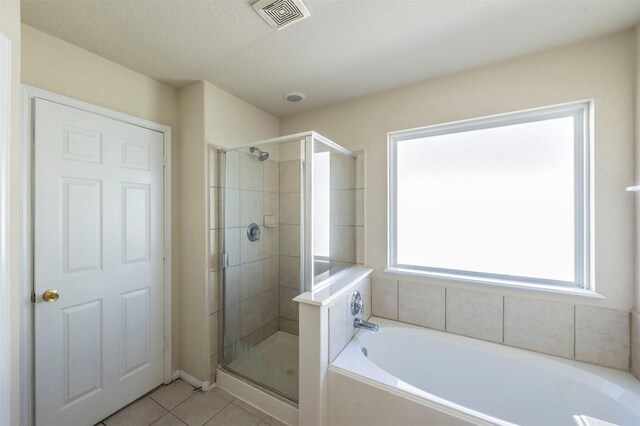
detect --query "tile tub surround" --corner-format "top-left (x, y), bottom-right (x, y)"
top-left (371, 276), bottom-right (632, 370)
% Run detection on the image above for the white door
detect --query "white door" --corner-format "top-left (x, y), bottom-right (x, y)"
top-left (34, 99), bottom-right (165, 426)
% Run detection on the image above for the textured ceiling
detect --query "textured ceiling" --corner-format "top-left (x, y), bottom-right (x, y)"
top-left (21, 0), bottom-right (640, 117)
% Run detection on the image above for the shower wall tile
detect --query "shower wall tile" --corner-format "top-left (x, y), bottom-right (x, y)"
top-left (209, 187), bottom-right (220, 230)
top-left (446, 288), bottom-right (503, 343)
top-left (225, 228), bottom-right (240, 267)
top-left (240, 260), bottom-right (264, 300)
top-left (356, 227), bottom-right (364, 265)
top-left (349, 277), bottom-right (371, 339)
top-left (356, 151), bottom-right (364, 190)
top-left (264, 256), bottom-right (279, 290)
top-left (279, 160), bottom-right (300, 193)
top-left (240, 232), bottom-right (264, 263)
top-left (329, 296), bottom-right (349, 362)
top-left (209, 147), bottom-right (220, 188)
top-left (575, 306), bottom-right (629, 370)
top-left (240, 294), bottom-right (264, 337)
top-left (504, 297), bottom-right (574, 358)
top-left (239, 152), bottom-right (264, 191)
top-left (372, 277), bottom-right (398, 320)
top-left (328, 277), bottom-right (371, 361)
top-left (263, 288), bottom-right (280, 323)
top-left (264, 318), bottom-right (279, 339)
top-left (240, 190), bottom-right (264, 226)
top-left (264, 159), bottom-right (280, 193)
top-left (280, 256), bottom-right (300, 289)
top-left (264, 192), bottom-right (279, 223)
top-left (225, 303), bottom-right (240, 344)
top-left (279, 225), bottom-right (300, 257)
top-left (209, 230), bottom-right (220, 271)
top-left (264, 227), bottom-right (279, 258)
top-left (280, 287), bottom-right (299, 322)
top-left (356, 189), bottom-right (364, 227)
top-left (225, 189), bottom-right (240, 228)
top-left (632, 312), bottom-right (640, 380)
top-left (209, 271), bottom-right (220, 314)
top-left (330, 226), bottom-right (355, 263)
top-left (280, 192), bottom-right (300, 225)
top-left (210, 313), bottom-right (218, 356)
top-left (225, 266), bottom-right (240, 307)
top-left (399, 281), bottom-right (445, 330)
top-left (279, 318), bottom-right (299, 336)
top-left (225, 151), bottom-right (239, 190)
top-left (331, 190), bottom-right (355, 226)
top-left (330, 154), bottom-right (356, 191)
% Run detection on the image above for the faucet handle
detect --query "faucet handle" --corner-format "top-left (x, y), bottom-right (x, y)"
top-left (351, 290), bottom-right (364, 315)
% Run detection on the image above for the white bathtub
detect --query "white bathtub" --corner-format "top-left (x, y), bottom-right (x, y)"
top-left (330, 317), bottom-right (640, 426)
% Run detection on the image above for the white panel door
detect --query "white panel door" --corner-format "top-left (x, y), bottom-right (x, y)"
top-left (34, 99), bottom-right (165, 426)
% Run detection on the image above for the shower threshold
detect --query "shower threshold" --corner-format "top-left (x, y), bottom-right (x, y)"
top-left (226, 331), bottom-right (299, 402)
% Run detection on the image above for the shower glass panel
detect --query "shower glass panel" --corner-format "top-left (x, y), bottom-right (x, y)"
top-left (312, 139), bottom-right (357, 286)
top-left (220, 132), bottom-right (355, 403)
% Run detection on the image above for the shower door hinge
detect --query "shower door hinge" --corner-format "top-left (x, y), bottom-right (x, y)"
top-left (222, 253), bottom-right (229, 268)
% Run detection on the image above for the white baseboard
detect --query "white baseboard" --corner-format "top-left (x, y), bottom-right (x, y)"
top-left (216, 369), bottom-right (298, 426)
top-left (177, 370), bottom-right (209, 390)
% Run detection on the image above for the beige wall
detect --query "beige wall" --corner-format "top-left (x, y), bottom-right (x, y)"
top-left (0, 1), bottom-right (21, 424)
top-left (178, 81), bottom-right (208, 381)
top-left (281, 30), bottom-right (636, 311)
top-left (20, 24), bottom-right (183, 372)
top-left (180, 80), bottom-right (278, 382)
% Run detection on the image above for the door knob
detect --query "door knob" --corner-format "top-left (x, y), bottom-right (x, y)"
top-left (42, 289), bottom-right (60, 302)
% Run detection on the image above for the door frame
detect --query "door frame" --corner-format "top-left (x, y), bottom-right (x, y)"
top-left (0, 33), bottom-right (12, 426)
top-left (20, 85), bottom-right (173, 426)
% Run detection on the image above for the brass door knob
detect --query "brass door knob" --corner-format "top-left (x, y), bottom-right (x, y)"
top-left (42, 289), bottom-right (60, 302)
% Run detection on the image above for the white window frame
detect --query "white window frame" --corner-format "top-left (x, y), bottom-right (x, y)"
top-left (387, 101), bottom-right (593, 292)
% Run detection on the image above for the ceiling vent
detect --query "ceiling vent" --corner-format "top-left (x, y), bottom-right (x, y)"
top-left (253, 0), bottom-right (310, 31)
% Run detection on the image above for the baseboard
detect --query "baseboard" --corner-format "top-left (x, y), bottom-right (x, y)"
top-left (177, 370), bottom-right (210, 390)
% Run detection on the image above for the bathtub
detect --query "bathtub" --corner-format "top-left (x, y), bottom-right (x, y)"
top-left (329, 317), bottom-right (640, 426)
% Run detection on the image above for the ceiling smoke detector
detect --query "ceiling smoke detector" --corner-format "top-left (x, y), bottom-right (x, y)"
top-left (253, 0), bottom-right (310, 31)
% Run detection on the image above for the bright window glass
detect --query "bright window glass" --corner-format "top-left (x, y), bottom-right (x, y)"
top-left (390, 103), bottom-right (589, 287)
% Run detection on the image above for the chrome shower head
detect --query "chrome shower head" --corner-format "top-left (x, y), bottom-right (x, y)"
top-left (249, 146), bottom-right (269, 161)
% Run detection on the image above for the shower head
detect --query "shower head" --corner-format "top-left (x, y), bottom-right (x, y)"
top-left (249, 147), bottom-right (269, 161)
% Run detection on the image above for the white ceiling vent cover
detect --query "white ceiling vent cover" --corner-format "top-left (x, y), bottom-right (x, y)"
top-left (253, 0), bottom-right (310, 31)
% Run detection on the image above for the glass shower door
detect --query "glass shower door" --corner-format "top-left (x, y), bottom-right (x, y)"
top-left (220, 140), bottom-right (303, 402)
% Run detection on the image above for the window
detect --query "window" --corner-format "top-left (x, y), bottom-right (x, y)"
top-left (388, 102), bottom-right (591, 290)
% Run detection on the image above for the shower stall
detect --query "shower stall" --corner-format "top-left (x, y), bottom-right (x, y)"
top-left (218, 132), bottom-right (357, 403)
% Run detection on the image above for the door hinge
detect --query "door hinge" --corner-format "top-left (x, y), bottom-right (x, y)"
top-left (222, 253), bottom-right (229, 268)
top-left (31, 291), bottom-right (36, 303)
top-left (163, 155), bottom-right (168, 167)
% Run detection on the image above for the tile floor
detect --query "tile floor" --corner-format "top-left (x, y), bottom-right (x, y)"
top-left (97, 380), bottom-right (287, 426)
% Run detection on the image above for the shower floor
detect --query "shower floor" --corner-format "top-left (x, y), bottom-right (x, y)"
top-left (227, 331), bottom-right (299, 401)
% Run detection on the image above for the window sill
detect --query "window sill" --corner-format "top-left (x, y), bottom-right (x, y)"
top-left (383, 267), bottom-right (605, 301)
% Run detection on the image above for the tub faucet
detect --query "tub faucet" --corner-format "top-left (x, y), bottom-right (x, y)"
top-left (354, 318), bottom-right (379, 332)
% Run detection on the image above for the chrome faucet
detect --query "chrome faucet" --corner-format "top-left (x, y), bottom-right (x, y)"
top-left (351, 290), bottom-right (379, 332)
top-left (354, 317), bottom-right (379, 332)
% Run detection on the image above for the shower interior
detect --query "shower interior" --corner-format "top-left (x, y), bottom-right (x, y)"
top-left (218, 133), bottom-right (357, 403)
